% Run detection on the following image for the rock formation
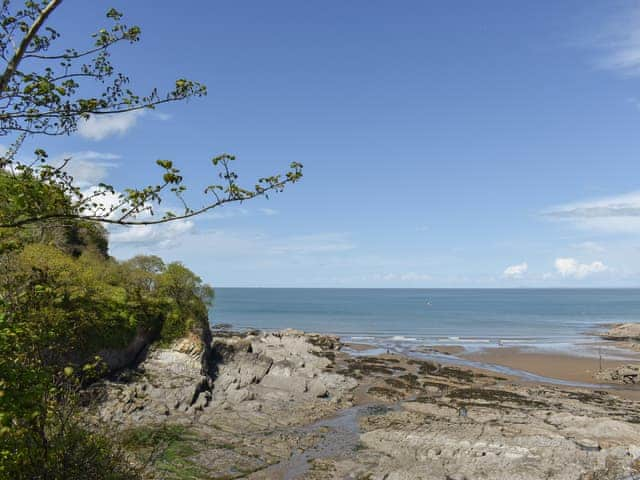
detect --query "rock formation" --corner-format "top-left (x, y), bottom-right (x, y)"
top-left (86, 331), bottom-right (640, 480)
top-left (595, 364), bottom-right (640, 385)
top-left (601, 323), bottom-right (640, 342)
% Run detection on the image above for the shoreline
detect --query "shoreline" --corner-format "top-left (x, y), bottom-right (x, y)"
top-left (95, 329), bottom-right (640, 479)
top-left (462, 346), bottom-right (640, 400)
top-left (344, 332), bottom-right (640, 399)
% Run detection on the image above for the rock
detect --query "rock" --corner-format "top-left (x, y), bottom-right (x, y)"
top-left (87, 329), bottom-right (640, 480)
top-left (595, 364), bottom-right (640, 385)
top-left (89, 329), bottom-right (355, 428)
top-left (601, 323), bottom-right (640, 342)
top-left (95, 326), bottom-right (157, 372)
top-left (423, 385), bottom-right (441, 395)
top-left (308, 379), bottom-right (329, 398)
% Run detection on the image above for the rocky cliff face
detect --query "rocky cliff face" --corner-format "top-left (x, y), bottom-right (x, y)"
top-left (209, 330), bottom-right (355, 411)
top-left (90, 330), bottom-right (214, 424)
top-left (89, 329), bottom-right (356, 428)
top-left (94, 326), bottom-right (158, 373)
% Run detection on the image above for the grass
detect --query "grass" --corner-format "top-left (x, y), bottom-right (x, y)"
top-left (120, 424), bottom-right (210, 480)
top-left (120, 424), bottom-right (269, 480)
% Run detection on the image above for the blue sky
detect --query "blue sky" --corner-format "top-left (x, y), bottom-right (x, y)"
top-left (23, 0), bottom-right (640, 287)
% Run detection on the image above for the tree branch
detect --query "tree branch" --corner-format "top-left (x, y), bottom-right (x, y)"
top-left (0, 181), bottom-right (288, 228)
top-left (0, 0), bottom-right (64, 93)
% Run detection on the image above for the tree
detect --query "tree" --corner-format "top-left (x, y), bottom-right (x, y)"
top-left (0, 0), bottom-right (302, 230)
top-left (0, 2), bottom-right (302, 477)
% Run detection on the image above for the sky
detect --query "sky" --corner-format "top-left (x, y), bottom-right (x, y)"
top-left (19, 0), bottom-right (640, 287)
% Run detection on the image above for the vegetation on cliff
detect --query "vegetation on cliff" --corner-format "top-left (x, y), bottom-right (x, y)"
top-left (0, 176), bottom-right (214, 478)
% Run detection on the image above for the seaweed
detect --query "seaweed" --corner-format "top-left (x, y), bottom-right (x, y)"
top-left (367, 386), bottom-right (402, 400)
top-left (448, 388), bottom-right (547, 408)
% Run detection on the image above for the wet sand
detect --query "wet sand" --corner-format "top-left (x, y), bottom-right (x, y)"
top-left (344, 342), bottom-right (377, 352)
top-left (464, 346), bottom-right (640, 400)
top-left (425, 345), bottom-right (465, 355)
top-left (465, 347), bottom-right (620, 384)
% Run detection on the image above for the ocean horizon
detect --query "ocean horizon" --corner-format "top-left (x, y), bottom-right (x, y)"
top-left (211, 288), bottom-right (640, 354)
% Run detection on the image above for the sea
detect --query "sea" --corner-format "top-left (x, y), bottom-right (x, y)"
top-left (210, 288), bottom-right (640, 357)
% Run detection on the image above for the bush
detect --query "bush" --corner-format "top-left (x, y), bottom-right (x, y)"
top-left (0, 225), bottom-right (213, 478)
top-left (1, 414), bottom-right (141, 480)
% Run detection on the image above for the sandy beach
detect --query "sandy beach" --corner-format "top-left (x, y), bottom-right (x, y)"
top-left (349, 332), bottom-right (640, 399)
top-left (455, 340), bottom-right (640, 400)
top-left (464, 346), bottom-right (622, 384)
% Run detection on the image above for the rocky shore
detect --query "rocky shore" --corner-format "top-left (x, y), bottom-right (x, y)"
top-left (87, 329), bottom-right (640, 480)
top-left (596, 323), bottom-right (640, 385)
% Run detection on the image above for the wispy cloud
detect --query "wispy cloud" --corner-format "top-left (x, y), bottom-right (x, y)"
top-left (203, 207), bottom-right (279, 220)
top-left (109, 220), bottom-right (195, 248)
top-left (543, 191), bottom-right (640, 233)
top-left (503, 262), bottom-right (528, 279)
top-left (55, 151), bottom-right (120, 187)
top-left (554, 257), bottom-right (607, 279)
top-left (367, 272), bottom-right (432, 282)
top-left (78, 111), bottom-right (143, 141)
top-left (593, 6), bottom-right (640, 75)
top-left (259, 208), bottom-right (279, 216)
top-left (153, 112), bottom-right (172, 121)
top-left (111, 227), bottom-right (355, 260)
top-left (205, 208), bottom-right (249, 220)
top-left (270, 233), bottom-right (355, 255)
top-left (570, 241), bottom-right (605, 253)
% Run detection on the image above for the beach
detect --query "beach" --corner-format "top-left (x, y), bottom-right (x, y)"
top-left (466, 346), bottom-right (622, 383)
top-left (341, 324), bottom-right (640, 403)
top-left (91, 328), bottom-right (640, 479)
top-left (91, 289), bottom-right (640, 478)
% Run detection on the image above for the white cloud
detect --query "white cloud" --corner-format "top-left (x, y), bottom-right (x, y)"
top-left (109, 220), bottom-right (195, 248)
top-left (78, 110), bottom-right (143, 141)
top-left (80, 181), bottom-right (194, 248)
top-left (111, 227), bottom-right (355, 260)
top-left (55, 151), bottom-right (120, 187)
top-left (544, 191), bottom-right (640, 233)
top-left (503, 262), bottom-right (528, 279)
top-left (79, 185), bottom-right (125, 220)
top-left (554, 257), bottom-right (608, 279)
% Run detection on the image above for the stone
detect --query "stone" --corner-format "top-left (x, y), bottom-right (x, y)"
top-left (595, 364), bottom-right (640, 385)
top-left (601, 323), bottom-right (640, 341)
top-left (85, 329), bottom-right (640, 480)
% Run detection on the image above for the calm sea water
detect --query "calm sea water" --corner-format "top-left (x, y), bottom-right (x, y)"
top-left (210, 288), bottom-right (640, 352)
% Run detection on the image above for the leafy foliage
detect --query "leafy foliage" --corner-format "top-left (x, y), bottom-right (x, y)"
top-left (0, 0), bottom-right (302, 229)
top-left (0, 2), bottom-right (300, 478)
top-left (0, 180), bottom-right (214, 478)
top-left (1, 384), bottom-right (142, 480)
top-left (0, 231), bottom-right (213, 477)
top-left (0, 1), bottom-right (205, 137)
